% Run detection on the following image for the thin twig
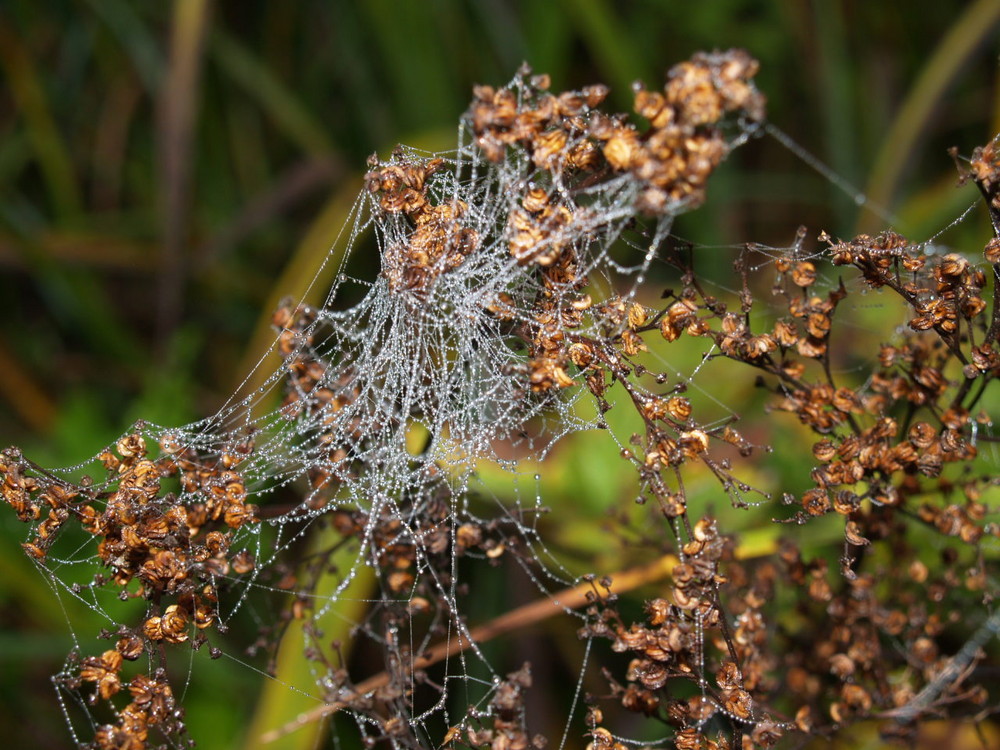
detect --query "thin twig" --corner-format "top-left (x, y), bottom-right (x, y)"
top-left (260, 533), bottom-right (777, 744)
top-left (882, 608), bottom-right (1000, 723)
top-left (260, 552), bottom-right (681, 743)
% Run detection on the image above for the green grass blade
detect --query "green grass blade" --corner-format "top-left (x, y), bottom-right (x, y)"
top-left (812, 0), bottom-right (860, 231)
top-left (210, 29), bottom-right (333, 156)
top-left (0, 15), bottom-right (82, 220)
top-left (359, 0), bottom-right (459, 133)
top-left (239, 527), bottom-right (375, 750)
top-left (860, 0), bottom-right (1000, 233)
top-left (83, 0), bottom-right (165, 91)
top-left (561, 0), bottom-right (646, 94)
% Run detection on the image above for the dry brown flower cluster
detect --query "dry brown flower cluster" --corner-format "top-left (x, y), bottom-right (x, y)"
top-left (468, 50), bottom-right (764, 215)
top-left (2, 431), bottom-right (257, 591)
top-left (470, 51), bottom-right (763, 405)
top-left (455, 665), bottom-right (544, 750)
top-left (1, 430), bottom-right (258, 747)
top-left (563, 187), bottom-right (1000, 745)
top-left (329, 491), bottom-right (505, 599)
top-left (2, 51), bottom-right (998, 750)
top-left (363, 157), bottom-right (479, 295)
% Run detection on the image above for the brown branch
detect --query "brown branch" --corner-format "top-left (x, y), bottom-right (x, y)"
top-left (260, 552), bottom-right (682, 743)
top-left (260, 533), bottom-right (777, 744)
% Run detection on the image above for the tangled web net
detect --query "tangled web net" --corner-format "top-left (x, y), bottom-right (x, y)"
top-left (4, 48), bottom-right (1000, 750)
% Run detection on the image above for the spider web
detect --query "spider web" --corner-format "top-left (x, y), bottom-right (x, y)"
top-left (5, 53), bottom-right (998, 750)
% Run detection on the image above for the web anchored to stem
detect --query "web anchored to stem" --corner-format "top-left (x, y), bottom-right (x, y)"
top-left (3, 50), bottom-right (1000, 750)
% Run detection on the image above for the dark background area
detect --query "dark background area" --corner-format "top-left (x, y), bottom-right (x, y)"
top-left (1, 1), bottom-right (999, 748)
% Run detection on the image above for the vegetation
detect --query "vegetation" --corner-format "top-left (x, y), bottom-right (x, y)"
top-left (1, 3), bottom-right (999, 749)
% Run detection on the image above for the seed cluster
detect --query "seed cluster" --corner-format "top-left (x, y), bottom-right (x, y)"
top-left (74, 660), bottom-right (179, 750)
top-left (582, 519), bottom-right (786, 747)
top-left (450, 665), bottom-right (544, 750)
top-left (469, 50), bottom-right (764, 216)
top-left (330, 492), bottom-right (501, 598)
top-left (560, 168), bottom-right (1000, 744)
top-left (1, 431), bottom-right (258, 747)
top-left (364, 157), bottom-right (479, 295)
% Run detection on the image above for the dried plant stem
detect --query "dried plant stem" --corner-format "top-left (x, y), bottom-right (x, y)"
top-left (262, 535), bottom-right (776, 743)
top-left (262, 547), bottom-right (729, 743)
top-left (883, 608), bottom-right (1000, 723)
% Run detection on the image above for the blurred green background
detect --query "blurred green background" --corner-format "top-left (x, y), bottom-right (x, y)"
top-left (1, 1), bottom-right (999, 748)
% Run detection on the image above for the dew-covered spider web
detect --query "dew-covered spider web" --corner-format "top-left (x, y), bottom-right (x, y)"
top-left (4, 49), bottom-right (1000, 750)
